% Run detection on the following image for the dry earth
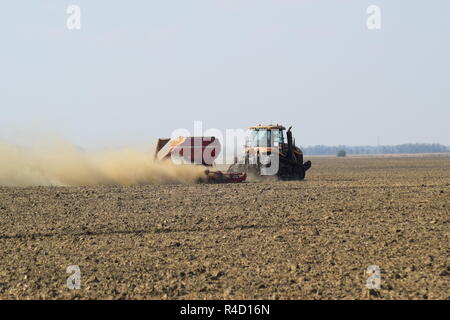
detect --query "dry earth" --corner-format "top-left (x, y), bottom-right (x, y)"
top-left (0, 155), bottom-right (449, 299)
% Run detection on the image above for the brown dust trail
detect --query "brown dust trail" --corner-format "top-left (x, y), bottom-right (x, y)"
top-left (0, 139), bottom-right (205, 186)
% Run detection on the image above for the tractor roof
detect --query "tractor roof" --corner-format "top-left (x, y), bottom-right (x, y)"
top-left (249, 124), bottom-right (286, 130)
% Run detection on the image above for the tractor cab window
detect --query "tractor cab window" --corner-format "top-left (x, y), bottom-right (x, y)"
top-left (248, 130), bottom-right (256, 147)
top-left (249, 129), bottom-right (269, 147)
top-left (272, 130), bottom-right (284, 146)
top-left (248, 129), bottom-right (284, 147)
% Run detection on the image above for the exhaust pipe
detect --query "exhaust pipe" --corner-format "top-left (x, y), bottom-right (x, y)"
top-left (287, 126), bottom-right (294, 161)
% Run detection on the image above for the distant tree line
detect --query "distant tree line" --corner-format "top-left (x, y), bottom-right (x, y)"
top-left (302, 143), bottom-right (450, 156)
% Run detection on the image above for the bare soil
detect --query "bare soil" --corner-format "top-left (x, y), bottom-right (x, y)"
top-left (0, 155), bottom-right (449, 299)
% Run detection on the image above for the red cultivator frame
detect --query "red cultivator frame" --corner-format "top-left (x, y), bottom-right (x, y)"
top-left (154, 136), bottom-right (247, 183)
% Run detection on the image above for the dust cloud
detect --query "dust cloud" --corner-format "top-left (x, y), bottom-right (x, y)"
top-left (0, 139), bottom-right (206, 186)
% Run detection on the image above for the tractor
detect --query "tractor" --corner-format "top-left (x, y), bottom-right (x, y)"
top-left (228, 124), bottom-right (311, 180)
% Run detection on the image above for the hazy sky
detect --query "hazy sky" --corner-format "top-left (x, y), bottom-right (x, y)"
top-left (1, 1), bottom-right (449, 147)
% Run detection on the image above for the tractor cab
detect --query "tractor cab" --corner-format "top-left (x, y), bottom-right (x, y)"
top-left (246, 124), bottom-right (286, 150)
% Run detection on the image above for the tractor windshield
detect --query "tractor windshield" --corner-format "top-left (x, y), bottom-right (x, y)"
top-left (248, 130), bottom-right (265, 147)
top-left (248, 129), bottom-right (284, 147)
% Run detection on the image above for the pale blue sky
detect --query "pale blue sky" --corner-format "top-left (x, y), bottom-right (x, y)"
top-left (0, 1), bottom-right (449, 147)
